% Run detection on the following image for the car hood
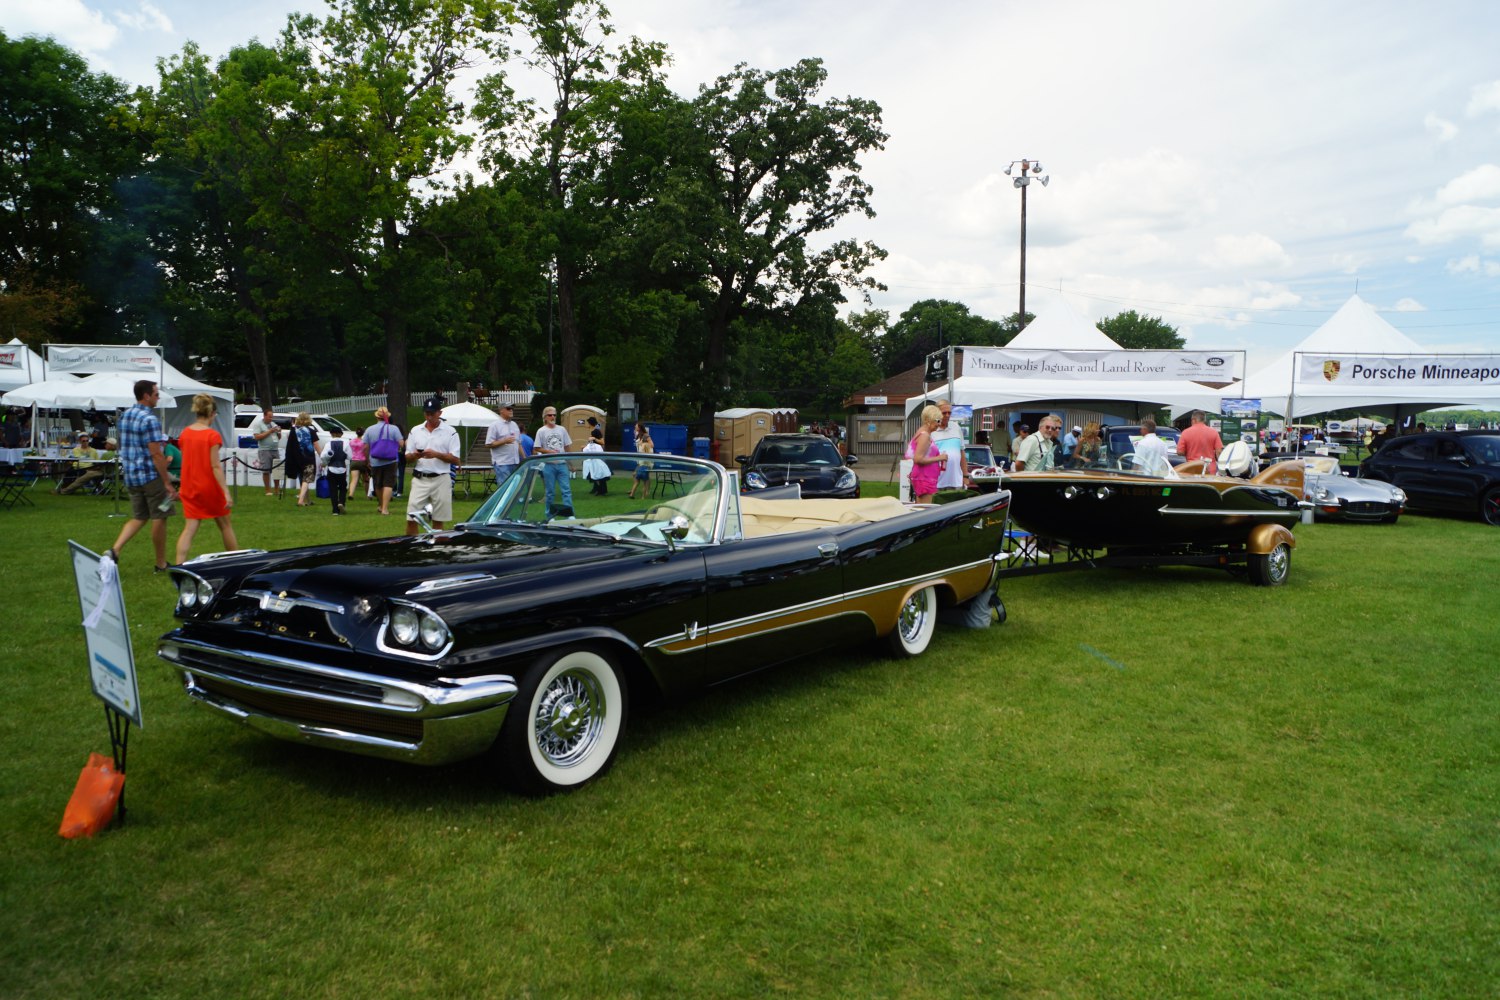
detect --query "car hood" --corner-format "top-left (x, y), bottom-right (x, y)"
top-left (751, 463), bottom-right (851, 490)
top-left (1307, 472), bottom-right (1404, 502)
top-left (231, 526), bottom-right (647, 601)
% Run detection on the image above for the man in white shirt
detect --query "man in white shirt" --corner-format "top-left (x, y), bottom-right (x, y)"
top-left (249, 404), bottom-right (281, 494)
top-left (931, 402), bottom-right (968, 490)
top-left (533, 405), bottom-right (574, 517)
top-left (404, 397), bottom-right (462, 535)
top-left (1132, 417), bottom-right (1174, 477)
top-left (484, 402), bottom-right (522, 486)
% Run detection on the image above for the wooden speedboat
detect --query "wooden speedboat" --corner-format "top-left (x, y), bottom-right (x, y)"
top-left (999, 462), bottom-right (1306, 585)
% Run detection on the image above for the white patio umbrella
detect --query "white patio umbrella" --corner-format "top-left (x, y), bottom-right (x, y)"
top-left (439, 401), bottom-right (498, 464)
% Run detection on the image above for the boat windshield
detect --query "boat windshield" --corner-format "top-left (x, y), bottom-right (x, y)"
top-left (465, 453), bottom-right (727, 545)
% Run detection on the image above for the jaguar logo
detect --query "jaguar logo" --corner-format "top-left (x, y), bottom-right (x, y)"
top-left (1323, 360), bottom-right (1342, 382)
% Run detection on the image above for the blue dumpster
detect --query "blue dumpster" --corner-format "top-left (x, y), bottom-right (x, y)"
top-left (646, 423), bottom-right (688, 456)
top-left (692, 436), bottom-right (711, 459)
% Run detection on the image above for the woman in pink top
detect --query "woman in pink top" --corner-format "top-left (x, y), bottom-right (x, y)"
top-left (907, 403), bottom-right (947, 503)
top-left (348, 426), bottom-right (369, 498)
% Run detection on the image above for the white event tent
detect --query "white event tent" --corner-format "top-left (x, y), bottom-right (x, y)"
top-left (908, 298), bottom-right (1236, 418)
top-left (1245, 295), bottom-right (1500, 420)
top-left (0, 339), bottom-right (47, 394)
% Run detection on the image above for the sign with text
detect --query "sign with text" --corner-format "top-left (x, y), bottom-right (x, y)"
top-left (964, 348), bottom-right (1240, 382)
top-left (69, 541), bottom-right (143, 727)
top-left (924, 350), bottom-right (949, 384)
top-left (1295, 354), bottom-right (1500, 389)
top-left (46, 344), bottom-right (162, 375)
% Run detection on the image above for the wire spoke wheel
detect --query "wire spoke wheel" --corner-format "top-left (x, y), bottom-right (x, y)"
top-left (887, 585), bottom-right (937, 657)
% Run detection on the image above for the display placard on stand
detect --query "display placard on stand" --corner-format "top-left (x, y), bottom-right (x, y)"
top-left (69, 541), bottom-right (143, 824)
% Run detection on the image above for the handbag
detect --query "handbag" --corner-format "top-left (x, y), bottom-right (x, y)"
top-left (370, 424), bottom-right (399, 460)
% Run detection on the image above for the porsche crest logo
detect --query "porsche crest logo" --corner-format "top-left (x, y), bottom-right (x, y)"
top-left (1322, 360), bottom-right (1342, 382)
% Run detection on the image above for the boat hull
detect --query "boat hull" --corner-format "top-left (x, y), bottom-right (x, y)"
top-left (1001, 469), bottom-right (1302, 549)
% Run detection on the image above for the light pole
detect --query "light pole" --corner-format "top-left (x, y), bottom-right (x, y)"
top-left (1003, 159), bottom-right (1049, 324)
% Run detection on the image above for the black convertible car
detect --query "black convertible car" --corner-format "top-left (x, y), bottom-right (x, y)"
top-left (158, 454), bottom-right (1010, 794)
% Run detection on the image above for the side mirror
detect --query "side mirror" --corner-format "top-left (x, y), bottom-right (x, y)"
top-left (845, 454), bottom-right (859, 466)
top-left (735, 455), bottom-right (749, 465)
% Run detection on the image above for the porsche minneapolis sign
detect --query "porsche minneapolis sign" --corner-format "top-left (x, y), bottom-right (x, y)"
top-left (1296, 354), bottom-right (1500, 387)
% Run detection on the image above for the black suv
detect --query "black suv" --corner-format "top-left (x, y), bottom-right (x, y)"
top-left (737, 433), bottom-right (859, 498)
top-left (1359, 430), bottom-right (1500, 525)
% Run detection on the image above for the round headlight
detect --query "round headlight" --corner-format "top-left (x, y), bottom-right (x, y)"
top-left (745, 471), bottom-right (768, 490)
top-left (419, 613), bottom-right (449, 650)
top-left (195, 579), bottom-right (214, 606)
top-left (177, 577), bottom-right (198, 607)
top-left (390, 606), bottom-right (420, 645)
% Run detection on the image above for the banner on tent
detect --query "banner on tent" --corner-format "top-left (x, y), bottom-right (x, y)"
top-left (47, 344), bottom-right (162, 375)
top-left (964, 348), bottom-right (1238, 382)
top-left (1295, 354), bottom-right (1500, 388)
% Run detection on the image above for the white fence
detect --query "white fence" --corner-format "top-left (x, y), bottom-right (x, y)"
top-left (299, 390), bottom-right (536, 415)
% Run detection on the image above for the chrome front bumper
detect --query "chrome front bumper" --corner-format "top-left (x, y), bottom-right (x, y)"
top-left (158, 636), bottom-right (518, 765)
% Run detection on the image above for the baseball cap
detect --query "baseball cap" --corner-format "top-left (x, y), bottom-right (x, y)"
top-left (423, 397), bottom-right (444, 412)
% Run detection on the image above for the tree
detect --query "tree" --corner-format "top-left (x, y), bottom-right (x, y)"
top-left (669, 58), bottom-right (888, 426)
top-left (876, 299), bottom-right (1010, 376)
top-left (284, 0), bottom-right (502, 416)
top-left (477, 0), bottom-right (669, 391)
top-left (0, 32), bottom-right (141, 344)
top-left (1099, 309), bottom-right (1184, 349)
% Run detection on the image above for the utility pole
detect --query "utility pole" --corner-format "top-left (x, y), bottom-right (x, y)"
top-left (1004, 159), bottom-right (1049, 324)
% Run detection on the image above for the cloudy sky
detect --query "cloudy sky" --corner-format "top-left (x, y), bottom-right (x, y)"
top-left (6, 0), bottom-right (1500, 371)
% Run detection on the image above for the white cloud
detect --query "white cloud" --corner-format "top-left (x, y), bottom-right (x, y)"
top-left (1208, 233), bottom-right (1290, 271)
top-left (114, 2), bottom-right (174, 33)
top-left (1425, 112), bottom-right (1458, 142)
top-left (1465, 80), bottom-right (1500, 118)
top-left (1447, 255), bottom-right (1500, 277)
top-left (1406, 205), bottom-right (1500, 247)
top-left (0, 0), bottom-right (118, 55)
top-left (1431, 164), bottom-right (1500, 207)
top-left (1392, 298), bottom-right (1425, 312)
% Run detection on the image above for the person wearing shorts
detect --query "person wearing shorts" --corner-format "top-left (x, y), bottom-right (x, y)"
top-left (106, 380), bottom-right (178, 572)
top-left (405, 397), bottom-right (461, 535)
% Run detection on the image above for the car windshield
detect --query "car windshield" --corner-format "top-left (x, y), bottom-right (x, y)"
top-left (755, 439), bottom-right (842, 466)
top-left (465, 453), bottom-right (726, 545)
top-left (1464, 435), bottom-right (1500, 465)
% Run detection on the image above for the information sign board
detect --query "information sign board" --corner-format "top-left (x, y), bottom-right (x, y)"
top-left (68, 541), bottom-right (143, 727)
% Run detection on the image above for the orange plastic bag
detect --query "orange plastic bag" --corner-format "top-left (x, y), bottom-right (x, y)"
top-left (59, 752), bottom-right (125, 839)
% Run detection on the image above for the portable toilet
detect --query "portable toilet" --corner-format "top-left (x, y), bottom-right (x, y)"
top-left (560, 403), bottom-right (606, 452)
top-left (713, 407), bottom-right (775, 462)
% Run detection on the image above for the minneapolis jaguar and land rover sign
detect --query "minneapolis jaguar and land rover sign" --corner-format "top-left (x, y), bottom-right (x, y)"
top-left (964, 348), bottom-right (1238, 382)
top-left (1297, 354), bottom-right (1500, 388)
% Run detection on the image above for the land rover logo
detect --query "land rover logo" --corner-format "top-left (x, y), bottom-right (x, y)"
top-left (1207, 356), bottom-right (1225, 367)
top-left (1323, 360), bottom-right (1342, 382)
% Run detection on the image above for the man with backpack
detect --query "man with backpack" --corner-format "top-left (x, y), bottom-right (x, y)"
top-left (321, 426), bottom-right (350, 515)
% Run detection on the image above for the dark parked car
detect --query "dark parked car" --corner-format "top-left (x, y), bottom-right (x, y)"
top-left (1359, 430), bottom-right (1500, 525)
top-left (738, 433), bottom-right (859, 498)
top-left (1101, 424), bottom-right (1184, 469)
top-left (158, 454), bottom-right (1010, 794)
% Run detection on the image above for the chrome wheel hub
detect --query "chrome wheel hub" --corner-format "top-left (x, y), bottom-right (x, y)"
top-left (534, 670), bottom-right (606, 767)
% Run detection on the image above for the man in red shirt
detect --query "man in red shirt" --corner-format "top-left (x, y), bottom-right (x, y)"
top-left (1179, 410), bottom-right (1224, 472)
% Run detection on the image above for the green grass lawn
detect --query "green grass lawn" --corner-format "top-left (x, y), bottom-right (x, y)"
top-left (2, 479), bottom-right (1496, 998)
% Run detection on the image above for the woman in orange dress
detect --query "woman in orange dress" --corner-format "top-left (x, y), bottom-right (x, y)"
top-left (175, 394), bottom-right (239, 564)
